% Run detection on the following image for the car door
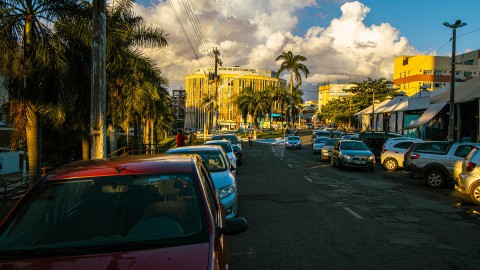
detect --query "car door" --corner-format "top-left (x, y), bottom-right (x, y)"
top-left (450, 145), bottom-right (478, 181)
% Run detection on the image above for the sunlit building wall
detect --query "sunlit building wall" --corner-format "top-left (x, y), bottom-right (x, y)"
top-left (317, 83), bottom-right (356, 112)
top-left (184, 67), bottom-right (286, 130)
top-left (393, 50), bottom-right (480, 96)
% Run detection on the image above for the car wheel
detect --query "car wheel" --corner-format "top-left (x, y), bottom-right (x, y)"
top-left (338, 159), bottom-right (344, 169)
top-left (425, 169), bottom-right (446, 188)
top-left (470, 182), bottom-right (480, 205)
top-left (383, 158), bottom-right (398, 171)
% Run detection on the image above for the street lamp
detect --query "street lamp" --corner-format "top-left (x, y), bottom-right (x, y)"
top-left (443, 19), bottom-right (467, 141)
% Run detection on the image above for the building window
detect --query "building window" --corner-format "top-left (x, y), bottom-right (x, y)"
top-left (403, 58), bottom-right (409, 65)
top-left (434, 83), bottom-right (442, 87)
top-left (464, 71), bottom-right (472, 77)
top-left (434, 70), bottom-right (443, 75)
top-left (423, 70), bottom-right (432, 75)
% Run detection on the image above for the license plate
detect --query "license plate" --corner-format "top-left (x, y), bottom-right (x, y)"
top-left (354, 160), bottom-right (365, 164)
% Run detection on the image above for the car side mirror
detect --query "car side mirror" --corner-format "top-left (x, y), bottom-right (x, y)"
top-left (219, 217), bottom-right (248, 236)
top-left (230, 163), bottom-right (236, 171)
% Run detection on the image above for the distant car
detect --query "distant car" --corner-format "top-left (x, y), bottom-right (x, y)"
top-left (330, 140), bottom-right (375, 171)
top-left (285, 136), bottom-right (301, 149)
top-left (204, 139), bottom-right (237, 167)
top-left (457, 147), bottom-right (480, 205)
top-left (320, 138), bottom-right (343, 161)
top-left (212, 134), bottom-right (243, 165)
top-left (0, 155), bottom-right (247, 270)
top-left (380, 138), bottom-right (423, 171)
top-left (165, 145), bottom-right (238, 219)
top-left (313, 136), bottom-right (329, 154)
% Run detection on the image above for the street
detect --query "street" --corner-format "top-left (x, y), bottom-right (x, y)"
top-left (230, 130), bottom-right (480, 270)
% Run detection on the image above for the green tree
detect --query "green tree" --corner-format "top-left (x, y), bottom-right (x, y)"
top-left (235, 87), bottom-right (269, 139)
top-left (0, 0), bottom-right (86, 183)
top-left (275, 51), bottom-right (310, 128)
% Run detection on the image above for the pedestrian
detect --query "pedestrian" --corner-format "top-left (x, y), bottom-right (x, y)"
top-left (176, 130), bottom-right (186, 147)
top-left (190, 131), bottom-right (197, 145)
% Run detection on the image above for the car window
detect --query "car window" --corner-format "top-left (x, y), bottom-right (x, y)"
top-left (0, 174), bottom-right (208, 252)
top-left (414, 143), bottom-right (449, 153)
top-left (454, 145), bottom-right (476, 158)
top-left (288, 137), bottom-right (300, 141)
top-left (206, 141), bottom-right (233, 153)
top-left (325, 139), bottom-right (338, 146)
top-left (393, 141), bottom-right (414, 149)
top-left (198, 163), bottom-right (219, 224)
top-left (315, 138), bottom-right (328, 143)
top-left (341, 141), bottom-right (368, 150)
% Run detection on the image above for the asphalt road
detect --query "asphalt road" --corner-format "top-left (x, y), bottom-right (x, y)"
top-left (229, 130), bottom-right (480, 270)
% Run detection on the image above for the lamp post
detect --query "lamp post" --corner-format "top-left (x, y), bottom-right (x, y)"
top-left (203, 100), bottom-right (214, 141)
top-left (443, 19), bottom-right (466, 141)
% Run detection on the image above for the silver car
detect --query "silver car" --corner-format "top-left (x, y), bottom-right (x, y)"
top-left (204, 139), bottom-right (237, 168)
top-left (285, 136), bottom-right (302, 149)
top-left (457, 147), bottom-right (480, 205)
top-left (331, 140), bottom-right (375, 171)
top-left (165, 145), bottom-right (238, 219)
top-left (380, 138), bottom-right (423, 171)
top-left (313, 136), bottom-right (329, 154)
top-left (320, 138), bottom-right (342, 161)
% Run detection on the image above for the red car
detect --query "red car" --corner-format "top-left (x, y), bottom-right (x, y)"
top-left (0, 154), bottom-right (247, 270)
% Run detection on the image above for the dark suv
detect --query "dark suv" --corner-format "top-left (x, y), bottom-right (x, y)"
top-left (212, 134), bottom-right (243, 165)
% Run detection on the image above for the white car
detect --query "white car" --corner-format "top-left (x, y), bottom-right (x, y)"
top-left (285, 136), bottom-right (302, 149)
top-left (312, 136), bottom-right (329, 154)
top-left (457, 147), bottom-right (480, 205)
top-left (380, 138), bottom-right (423, 171)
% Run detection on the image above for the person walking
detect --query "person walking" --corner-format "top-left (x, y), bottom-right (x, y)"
top-left (176, 130), bottom-right (186, 147)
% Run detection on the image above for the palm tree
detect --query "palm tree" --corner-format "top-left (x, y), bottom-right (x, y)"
top-left (275, 51), bottom-right (310, 128)
top-left (272, 86), bottom-right (289, 133)
top-left (0, 0), bottom-right (86, 183)
top-left (235, 87), bottom-right (269, 139)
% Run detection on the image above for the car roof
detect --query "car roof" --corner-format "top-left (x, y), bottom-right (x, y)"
top-left (205, 140), bottom-right (231, 145)
top-left (166, 145), bottom-right (223, 153)
top-left (45, 154), bottom-right (198, 181)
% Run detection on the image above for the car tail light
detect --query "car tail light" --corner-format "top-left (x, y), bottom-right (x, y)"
top-left (410, 154), bottom-right (420, 159)
top-left (466, 162), bottom-right (477, 172)
top-left (381, 149), bottom-right (387, 154)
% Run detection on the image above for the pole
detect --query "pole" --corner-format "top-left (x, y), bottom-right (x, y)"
top-left (448, 27), bottom-right (457, 141)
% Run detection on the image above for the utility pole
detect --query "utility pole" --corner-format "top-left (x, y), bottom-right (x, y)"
top-left (90, 0), bottom-right (107, 159)
top-left (213, 47), bottom-right (222, 135)
top-left (443, 20), bottom-right (466, 142)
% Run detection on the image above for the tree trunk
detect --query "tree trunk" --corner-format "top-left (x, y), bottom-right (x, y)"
top-left (81, 125), bottom-right (90, 160)
top-left (26, 105), bottom-right (41, 185)
top-left (108, 125), bottom-right (117, 156)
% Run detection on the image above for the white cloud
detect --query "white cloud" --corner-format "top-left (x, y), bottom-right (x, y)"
top-left (133, 0), bottom-right (418, 90)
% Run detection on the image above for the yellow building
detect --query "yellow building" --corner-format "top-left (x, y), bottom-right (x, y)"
top-left (184, 67), bottom-right (286, 130)
top-left (318, 83), bottom-right (356, 112)
top-left (393, 50), bottom-right (480, 96)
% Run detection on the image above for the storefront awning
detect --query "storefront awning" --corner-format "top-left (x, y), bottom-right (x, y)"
top-left (404, 102), bottom-right (447, 129)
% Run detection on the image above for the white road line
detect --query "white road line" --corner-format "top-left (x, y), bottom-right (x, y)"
top-left (303, 176), bottom-right (313, 182)
top-left (288, 164), bottom-right (293, 168)
top-left (344, 207), bottom-right (364, 219)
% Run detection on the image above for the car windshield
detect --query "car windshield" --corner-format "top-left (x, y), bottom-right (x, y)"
top-left (288, 137), bottom-right (300, 141)
top-left (168, 150), bottom-right (227, 172)
top-left (341, 141), bottom-right (369, 150)
top-left (315, 138), bottom-right (328, 143)
top-left (0, 174), bottom-right (208, 254)
top-left (212, 135), bottom-right (238, 145)
top-left (325, 139), bottom-right (339, 146)
top-left (206, 141), bottom-right (233, 153)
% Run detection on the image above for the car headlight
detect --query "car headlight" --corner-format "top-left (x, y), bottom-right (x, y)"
top-left (322, 149), bottom-right (328, 153)
top-left (218, 184), bottom-right (235, 199)
top-left (369, 155), bottom-right (375, 161)
top-left (342, 154), bottom-right (351, 160)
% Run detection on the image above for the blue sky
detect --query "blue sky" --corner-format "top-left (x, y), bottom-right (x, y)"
top-left (292, 0), bottom-right (480, 55)
top-left (133, 0), bottom-right (480, 93)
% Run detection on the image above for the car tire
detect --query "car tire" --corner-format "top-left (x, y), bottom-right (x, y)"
top-left (469, 182), bottom-right (480, 205)
top-left (383, 158), bottom-right (398, 171)
top-left (338, 159), bottom-right (344, 170)
top-left (425, 169), bottom-right (446, 188)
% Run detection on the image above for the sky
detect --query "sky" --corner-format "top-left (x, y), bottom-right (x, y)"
top-left (132, 0), bottom-right (480, 100)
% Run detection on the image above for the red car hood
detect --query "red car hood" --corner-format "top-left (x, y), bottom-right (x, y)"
top-left (0, 243), bottom-right (210, 270)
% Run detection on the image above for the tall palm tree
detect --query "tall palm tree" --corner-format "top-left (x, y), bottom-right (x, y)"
top-left (275, 51), bottom-right (310, 128)
top-left (235, 87), bottom-right (269, 139)
top-left (0, 0), bottom-right (86, 183)
top-left (272, 86), bottom-right (290, 132)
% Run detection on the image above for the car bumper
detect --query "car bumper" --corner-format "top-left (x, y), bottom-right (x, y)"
top-left (457, 173), bottom-right (476, 194)
top-left (341, 159), bottom-right (375, 168)
top-left (286, 144), bottom-right (301, 149)
top-left (404, 163), bottom-right (423, 178)
top-left (220, 189), bottom-right (238, 219)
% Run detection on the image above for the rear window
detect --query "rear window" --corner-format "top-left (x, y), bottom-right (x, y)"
top-left (315, 137), bottom-right (328, 143)
top-left (413, 142), bottom-right (450, 153)
top-left (325, 139), bottom-right (339, 146)
top-left (393, 141), bottom-right (414, 149)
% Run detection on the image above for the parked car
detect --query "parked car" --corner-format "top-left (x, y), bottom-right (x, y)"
top-left (404, 141), bottom-right (480, 188)
top-left (359, 131), bottom-right (404, 157)
top-left (330, 140), bottom-right (375, 171)
top-left (285, 136), bottom-right (302, 149)
top-left (341, 133), bottom-right (359, 139)
top-left (380, 138), bottom-right (423, 171)
top-left (165, 145), bottom-right (238, 219)
top-left (204, 139), bottom-right (238, 167)
top-left (320, 138), bottom-right (343, 161)
top-left (212, 134), bottom-right (243, 165)
top-left (0, 155), bottom-right (247, 269)
top-left (457, 147), bottom-right (480, 205)
top-left (313, 136), bottom-right (330, 154)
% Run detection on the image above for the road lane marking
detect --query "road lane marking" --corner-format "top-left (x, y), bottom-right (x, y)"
top-left (288, 164), bottom-right (293, 168)
top-left (304, 176), bottom-right (313, 182)
top-left (344, 207), bottom-right (364, 219)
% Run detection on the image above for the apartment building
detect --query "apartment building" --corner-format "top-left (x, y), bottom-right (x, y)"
top-left (393, 50), bottom-right (480, 96)
top-left (184, 67), bottom-right (286, 130)
top-left (318, 83), bottom-right (356, 112)
top-left (171, 89), bottom-right (186, 130)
